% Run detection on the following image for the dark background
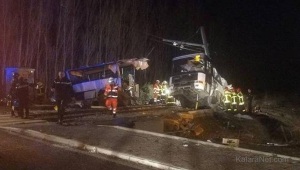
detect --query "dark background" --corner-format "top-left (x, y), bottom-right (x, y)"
top-left (205, 0), bottom-right (299, 94)
top-left (0, 0), bottom-right (299, 95)
top-left (161, 0), bottom-right (300, 94)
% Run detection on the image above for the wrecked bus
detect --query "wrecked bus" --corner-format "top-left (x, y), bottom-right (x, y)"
top-left (65, 58), bottom-right (149, 107)
top-left (169, 53), bottom-right (228, 109)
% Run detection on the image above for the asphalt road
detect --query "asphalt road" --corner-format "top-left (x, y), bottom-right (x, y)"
top-left (0, 130), bottom-right (143, 170)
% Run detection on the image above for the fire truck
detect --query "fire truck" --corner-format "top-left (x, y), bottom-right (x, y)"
top-left (169, 53), bottom-right (228, 109)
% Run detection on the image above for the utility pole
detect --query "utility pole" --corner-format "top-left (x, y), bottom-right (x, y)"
top-left (200, 26), bottom-right (210, 58)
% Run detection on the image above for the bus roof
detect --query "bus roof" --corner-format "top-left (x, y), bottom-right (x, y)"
top-left (66, 58), bottom-right (149, 73)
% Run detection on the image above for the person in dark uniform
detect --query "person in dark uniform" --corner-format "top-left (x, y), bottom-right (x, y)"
top-left (51, 71), bottom-right (72, 125)
top-left (16, 77), bottom-right (30, 119)
top-left (246, 89), bottom-right (253, 114)
top-left (9, 72), bottom-right (20, 117)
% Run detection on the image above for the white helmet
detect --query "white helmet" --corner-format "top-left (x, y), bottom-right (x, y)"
top-left (162, 80), bottom-right (167, 85)
top-left (108, 77), bottom-right (114, 83)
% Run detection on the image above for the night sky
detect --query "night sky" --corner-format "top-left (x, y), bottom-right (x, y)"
top-left (163, 0), bottom-right (299, 94)
top-left (207, 1), bottom-right (299, 94)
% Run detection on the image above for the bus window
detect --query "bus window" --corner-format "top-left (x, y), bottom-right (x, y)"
top-left (121, 66), bottom-right (134, 82)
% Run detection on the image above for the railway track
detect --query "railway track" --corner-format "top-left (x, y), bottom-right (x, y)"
top-left (29, 105), bottom-right (178, 121)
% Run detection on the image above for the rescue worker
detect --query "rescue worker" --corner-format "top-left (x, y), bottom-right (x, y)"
top-left (231, 87), bottom-right (238, 112)
top-left (223, 87), bottom-right (232, 111)
top-left (104, 77), bottom-right (119, 118)
top-left (9, 72), bottom-right (19, 117)
top-left (236, 88), bottom-right (245, 112)
top-left (51, 71), bottom-right (72, 125)
top-left (153, 80), bottom-right (161, 104)
top-left (160, 80), bottom-right (168, 104)
top-left (16, 77), bottom-right (30, 119)
top-left (246, 89), bottom-right (253, 114)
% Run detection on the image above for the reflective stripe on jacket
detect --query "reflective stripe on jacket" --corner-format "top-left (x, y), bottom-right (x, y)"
top-left (161, 85), bottom-right (168, 96)
top-left (231, 92), bottom-right (238, 105)
top-left (105, 84), bottom-right (118, 98)
top-left (237, 92), bottom-right (244, 105)
top-left (153, 83), bottom-right (161, 94)
top-left (224, 90), bottom-right (231, 104)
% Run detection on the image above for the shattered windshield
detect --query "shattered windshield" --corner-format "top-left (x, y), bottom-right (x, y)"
top-left (172, 57), bottom-right (205, 74)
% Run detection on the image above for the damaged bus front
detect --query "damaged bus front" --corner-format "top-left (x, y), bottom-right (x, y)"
top-left (169, 53), bottom-right (227, 109)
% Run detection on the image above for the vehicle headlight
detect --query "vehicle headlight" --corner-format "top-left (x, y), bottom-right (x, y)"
top-left (166, 89), bottom-right (170, 95)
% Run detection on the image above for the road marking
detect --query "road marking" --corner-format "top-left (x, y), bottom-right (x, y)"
top-left (0, 115), bottom-right (46, 126)
top-left (97, 125), bottom-right (300, 162)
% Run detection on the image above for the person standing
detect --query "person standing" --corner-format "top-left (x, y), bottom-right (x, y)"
top-left (16, 77), bottom-right (30, 119)
top-left (231, 87), bottom-right (238, 112)
top-left (104, 77), bottom-right (119, 118)
top-left (9, 72), bottom-right (20, 117)
top-left (51, 71), bottom-right (72, 124)
top-left (160, 80), bottom-right (168, 104)
top-left (153, 80), bottom-right (161, 104)
top-left (223, 87), bottom-right (232, 111)
top-left (246, 89), bottom-right (253, 114)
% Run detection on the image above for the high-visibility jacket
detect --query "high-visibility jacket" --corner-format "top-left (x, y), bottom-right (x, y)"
top-left (224, 90), bottom-right (231, 104)
top-left (161, 85), bottom-right (168, 96)
top-left (153, 83), bottom-right (161, 94)
top-left (237, 92), bottom-right (244, 105)
top-left (231, 91), bottom-right (238, 105)
top-left (104, 84), bottom-right (118, 98)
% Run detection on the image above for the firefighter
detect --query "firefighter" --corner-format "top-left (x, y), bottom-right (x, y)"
top-left (16, 77), bottom-right (30, 119)
top-left (9, 72), bottom-right (20, 117)
top-left (51, 71), bottom-right (72, 125)
top-left (104, 77), bottom-right (119, 118)
top-left (231, 87), bottom-right (238, 112)
top-left (160, 80), bottom-right (168, 104)
top-left (223, 87), bottom-right (232, 111)
top-left (236, 88), bottom-right (245, 112)
top-left (153, 80), bottom-right (161, 104)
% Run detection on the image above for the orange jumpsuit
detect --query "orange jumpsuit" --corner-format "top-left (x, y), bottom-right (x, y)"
top-left (104, 83), bottom-right (118, 114)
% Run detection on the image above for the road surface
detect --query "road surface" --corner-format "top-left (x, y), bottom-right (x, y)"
top-left (0, 130), bottom-right (147, 170)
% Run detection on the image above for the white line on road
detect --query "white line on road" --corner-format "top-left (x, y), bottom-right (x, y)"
top-left (0, 126), bottom-right (188, 170)
top-left (97, 125), bottom-right (300, 162)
